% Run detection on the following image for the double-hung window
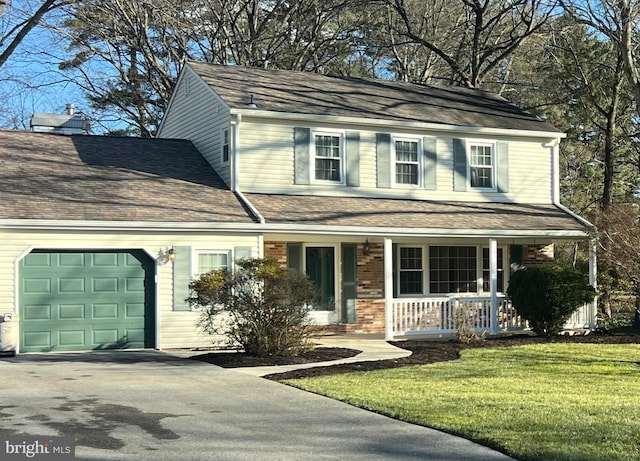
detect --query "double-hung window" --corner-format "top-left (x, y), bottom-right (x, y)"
top-left (313, 132), bottom-right (343, 183)
top-left (394, 138), bottom-right (420, 186)
top-left (399, 247), bottom-right (424, 295)
top-left (469, 143), bottom-right (494, 189)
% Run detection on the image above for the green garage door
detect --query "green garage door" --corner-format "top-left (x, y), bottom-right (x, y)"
top-left (19, 250), bottom-right (155, 352)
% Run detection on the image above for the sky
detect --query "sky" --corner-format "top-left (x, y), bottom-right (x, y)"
top-left (0, 2), bottom-right (91, 131)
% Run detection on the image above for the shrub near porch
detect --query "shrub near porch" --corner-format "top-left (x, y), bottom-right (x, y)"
top-left (285, 343), bottom-right (640, 461)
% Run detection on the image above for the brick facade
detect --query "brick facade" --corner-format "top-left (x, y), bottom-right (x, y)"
top-left (523, 243), bottom-right (554, 265)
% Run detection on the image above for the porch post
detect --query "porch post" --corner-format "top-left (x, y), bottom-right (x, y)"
top-left (384, 237), bottom-right (394, 340)
top-left (588, 238), bottom-right (598, 329)
top-left (490, 238), bottom-right (498, 335)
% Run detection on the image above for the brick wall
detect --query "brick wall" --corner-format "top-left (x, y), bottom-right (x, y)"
top-left (351, 242), bottom-right (386, 333)
top-left (264, 241), bottom-right (287, 264)
top-left (523, 243), bottom-right (554, 265)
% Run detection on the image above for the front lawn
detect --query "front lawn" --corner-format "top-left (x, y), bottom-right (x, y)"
top-left (284, 343), bottom-right (640, 461)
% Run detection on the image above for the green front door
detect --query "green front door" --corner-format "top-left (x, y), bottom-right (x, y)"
top-left (19, 250), bottom-right (155, 352)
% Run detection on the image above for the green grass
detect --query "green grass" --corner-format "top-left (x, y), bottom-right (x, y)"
top-left (284, 344), bottom-right (640, 461)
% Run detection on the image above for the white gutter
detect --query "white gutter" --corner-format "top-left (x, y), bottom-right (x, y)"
top-left (230, 112), bottom-right (266, 224)
top-left (230, 108), bottom-right (567, 140)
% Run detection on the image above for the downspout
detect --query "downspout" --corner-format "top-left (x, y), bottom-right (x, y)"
top-left (231, 113), bottom-right (265, 225)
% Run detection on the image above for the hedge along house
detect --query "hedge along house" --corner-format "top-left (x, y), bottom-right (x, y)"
top-left (158, 62), bottom-right (598, 340)
top-left (0, 131), bottom-right (261, 353)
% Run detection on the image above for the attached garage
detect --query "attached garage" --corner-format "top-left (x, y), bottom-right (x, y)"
top-left (19, 250), bottom-right (155, 352)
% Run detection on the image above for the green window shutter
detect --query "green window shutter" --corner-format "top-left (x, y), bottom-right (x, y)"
top-left (376, 133), bottom-right (391, 188)
top-left (341, 244), bottom-right (357, 324)
top-left (392, 243), bottom-right (398, 298)
top-left (234, 246), bottom-right (252, 264)
top-left (423, 136), bottom-right (437, 190)
top-left (345, 131), bottom-right (360, 187)
top-left (294, 127), bottom-right (310, 185)
top-left (453, 138), bottom-right (467, 192)
top-left (496, 141), bottom-right (509, 193)
top-left (287, 243), bottom-right (303, 272)
top-left (173, 245), bottom-right (192, 311)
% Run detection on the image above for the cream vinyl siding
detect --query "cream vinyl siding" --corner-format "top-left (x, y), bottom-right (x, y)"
top-left (158, 65), bottom-right (232, 186)
top-left (237, 119), bottom-right (554, 204)
top-left (0, 229), bottom-right (259, 349)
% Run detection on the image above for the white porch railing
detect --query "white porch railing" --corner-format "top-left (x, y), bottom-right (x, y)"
top-left (391, 296), bottom-right (527, 337)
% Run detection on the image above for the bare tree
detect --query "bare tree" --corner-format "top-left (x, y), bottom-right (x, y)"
top-left (56, 0), bottom-right (374, 135)
top-left (0, 0), bottom-right (73, 70)
top-left (561, 0), bottom-right (640, 117)
top-left (595, 203), bottom-right (640, 327)
top-left (384, 0), bottom-right (558, 87)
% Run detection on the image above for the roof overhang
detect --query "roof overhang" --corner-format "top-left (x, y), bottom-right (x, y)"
top-left (230, 109), bottom-right (566, 140)
top-left (0, 219), bottom-right (590, 240)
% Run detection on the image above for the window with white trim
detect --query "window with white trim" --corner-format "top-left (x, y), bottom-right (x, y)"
top-left (222, 128), bottom-right (230, 163)
top-left (393, 138), bottom-right (420, 186)
top-left (429, 246), bottom-right (478, 294)
top-left (482, 247), bottom-right (505, 293)
top-left (313, 132), bottom-right (343, 183)
top-left (194, 250), bottom-right (230, 277)
top-left (469, 143), bottom-right (494, 189)
top-left (399, 247), bottom-right (424, 295)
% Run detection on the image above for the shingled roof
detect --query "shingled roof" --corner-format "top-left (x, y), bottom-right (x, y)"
top-left (0, 131), bottom-right (256, 223)
top-left (188, 62), bottom-right (561, 134)
top-left (245, 194), bottom-right (589, 235)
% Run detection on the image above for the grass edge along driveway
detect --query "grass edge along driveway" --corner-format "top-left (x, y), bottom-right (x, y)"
top-left (284, 343), bottom-right (640, 461)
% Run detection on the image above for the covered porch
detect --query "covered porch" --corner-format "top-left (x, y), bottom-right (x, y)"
top-left (383, 238), bottom-right (598, 340)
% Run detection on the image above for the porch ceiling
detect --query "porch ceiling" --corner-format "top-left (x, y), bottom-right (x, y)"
top-left (245, 193), bottom-right (591, 234)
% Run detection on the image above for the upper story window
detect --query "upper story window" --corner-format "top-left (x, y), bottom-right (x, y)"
top-left (394, 138), bottom-right (421, 186)
top-left (313, 132), bottom-right (344, 183)
top-left (469, 142), bottom-right (495, 189)
top-left (221, 128), bottom-right (230, 164)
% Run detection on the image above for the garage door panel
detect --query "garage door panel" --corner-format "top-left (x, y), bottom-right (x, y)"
top-left (93, 253), bottom-right (118, 266)
top-left (58, 330), bottom-right (85, 347)
top-left (23, 304), bottom-right (51, 320)
top-left (93, 303), bottom-right (118, 319)
top-left (58, 304), bottom-right (85, 320)
top-left (93, 277), bottom-right (118, 293)
top-left (23, 331), bottom-right (51, 349)
top-left (59, 278), bottom-right (85, 293)
top-left (59, 253), bottom-right (85, 266)
top-left (23, 278), bottom-right (51, 294)
top-left (20, 250), bottom-right (154, 352)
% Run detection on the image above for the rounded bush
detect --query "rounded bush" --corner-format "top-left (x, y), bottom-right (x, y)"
top-left (507, 264), bottom-right (596, 337)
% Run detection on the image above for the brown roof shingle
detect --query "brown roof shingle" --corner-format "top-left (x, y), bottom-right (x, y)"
top-left (246, 193), bottom-right (589, 233)
top-left (189, 62), bottom-right (561, 133)
top-left (0, 131), bottom-right (256, 223)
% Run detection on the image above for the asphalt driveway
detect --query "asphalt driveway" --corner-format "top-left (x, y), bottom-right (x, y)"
top-left (0, 351), bottom-right (514, 461)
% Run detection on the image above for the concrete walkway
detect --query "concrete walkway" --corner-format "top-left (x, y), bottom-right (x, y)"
top-left (227, 334), bottom-right (412, 377)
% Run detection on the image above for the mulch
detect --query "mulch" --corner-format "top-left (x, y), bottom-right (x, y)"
top-left (189, 333), bottom-right (640, 381)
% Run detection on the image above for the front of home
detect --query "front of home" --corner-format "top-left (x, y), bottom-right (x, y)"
top-left (158, 63), bottom-right (597, 340)
top-left (0, 62), bottom-right (596, 354)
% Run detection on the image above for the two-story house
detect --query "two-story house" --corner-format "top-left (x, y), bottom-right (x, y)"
top-left (0, 62), bottom-right (595, 354)
top-left (158, 62), bottom-right (596, 340)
